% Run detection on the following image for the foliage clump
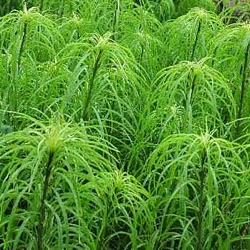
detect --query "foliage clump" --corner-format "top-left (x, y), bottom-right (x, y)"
top-left (0, 1), bottom-right (250, 249)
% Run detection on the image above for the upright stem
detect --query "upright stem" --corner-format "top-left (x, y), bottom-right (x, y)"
top-left (17, 22), bottom-right (27, 74)
top-left (186, 74), bottom-right (197, 133)
top-left (191, 20), bottom-right (201, 61)
top-left (11, 21), bottom-right (28, 112)
top-left (82, 50), bottom-right (103, 120)
top-left (197, 147), bottom-right (207, 250)
top-left (190, 73), bottom-right (197, 98)
top-left (39, 0), bottom-right (44, 12)
top-left (112, 0), bottom-right (120, 41)
top-left (140, 44), bottom-right (144, 62)
top-left (37, 151), bottom-right (54, 250)
top-left (235, 43), bottom-right (250, 138)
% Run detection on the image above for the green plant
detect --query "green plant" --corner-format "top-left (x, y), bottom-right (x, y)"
top-left (55, 33), bottom-right (146, 164)
top-left (209, 23), bottom-right (250, 137)
top-left (164, 7), bottom-right (224, 64)
top-left (118, 5), bottom-right (166, 77)
top-left (174, 0), bottom-right (217, 17)
top-left (0, 114), bottom-right (116, 249)
top-left (123, 58), bottom-right (237, 176)
top-left (93, 170), bottom-right (154, 249)
top-left (0, 1), bottom-right (250, 249)
top-left (219, 0), bottom-right (250, 24)
top-left (144, 132), bottom-right (250, 249)
top-left (152, 59), bottom-right (236, 134)
top-left (0, 6), bottom-right (64, 118)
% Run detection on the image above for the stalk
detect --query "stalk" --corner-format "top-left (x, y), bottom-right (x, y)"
top-left (191, 20), bottom-right (201, 61)
top-left (186, 73), bottom-right (197, 133)
top-left (138, 23), bottom-right (144, 62)
top-left (235, 42), bottom-right (250, 138)
top-left (196, 147), bottom-right (207, 250)
top-left (37, 151), bottom-right (55, 250)
top-left (82, 50), bottom-right (103, 120)
top-left (211, 45), bottom-right (219, 68)
top-left (11, 21), bottom-right (28, 111)
top-left (39, 0), bottom-right (44, 12)
top-left (112, 0), bottom-right (120, 41)
top-left (140, 43), bottom-right (144, 63)
top-left (17, 22), bottom-right (28, 75)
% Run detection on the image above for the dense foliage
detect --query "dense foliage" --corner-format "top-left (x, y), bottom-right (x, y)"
top-left (0, 0), bottom-right (250, 249)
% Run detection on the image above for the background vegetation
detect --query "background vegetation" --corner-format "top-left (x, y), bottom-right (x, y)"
top-left (0, 0), bottom-right (250, 249)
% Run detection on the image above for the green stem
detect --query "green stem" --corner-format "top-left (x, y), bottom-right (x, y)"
top-left (197, 147), bottom-right (207, 250)
top-left (82, 50), bottom-right (103, 120)
top-left (17, 22), bottom-right (27, 75)
top-left (191, 20), bottom-right (201, 61)
top-left (190, 73), bottom-right (197, 98)
top-left (37, 151), bottom-right (54, 250)
top-left (186, 74), bottom-right (197, 133)
top-left (112, 0), bottom-right (120, 40)
top-left (235, 43), bottom-right (250, 138)
top-left (11, 21), bottom-right (27, 111)
top-left (39, 0), bottom-right (44, 12)
top-left (140, 44), bottom-right (144, 62)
